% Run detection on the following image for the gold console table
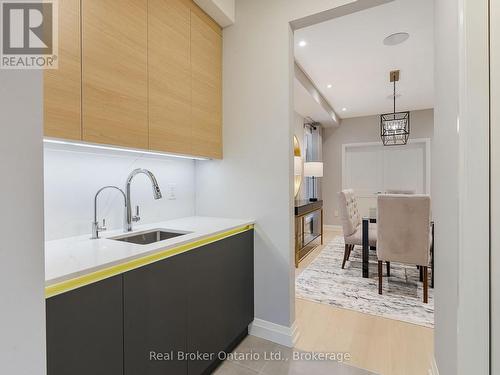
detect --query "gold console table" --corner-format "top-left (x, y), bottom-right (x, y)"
top-left (294, 200), bottom-right (323, 267)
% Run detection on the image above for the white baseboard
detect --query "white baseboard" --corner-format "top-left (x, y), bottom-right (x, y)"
top-left (429, 357), bottom-right (439, 375)
top-left (248, 318), bottom-right (299, 348)
top-left (324, 224), bottom-right (342, 231)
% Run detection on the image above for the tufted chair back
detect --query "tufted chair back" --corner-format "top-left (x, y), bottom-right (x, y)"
top-left (338, 189), bottom-right (361, 237)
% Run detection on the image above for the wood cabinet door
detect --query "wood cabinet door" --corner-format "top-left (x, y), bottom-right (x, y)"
top-left (190, 10), bottom-right (223, 159)
top-left (44, 0), bottom-right (81, 140)
top-left (123, 253), bottom-right (188, 375)
top-left (187, 230), bottom-right (254, 374)
top-left (46, 276), bottom-right (123, 375)
top-left (82, 0), bottom-right (148, 149)
top-left (148, 0), bottom-right (192, 155)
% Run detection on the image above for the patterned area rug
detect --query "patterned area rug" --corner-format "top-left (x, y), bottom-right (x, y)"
top-left (296, 236), bottom-right (434, 328)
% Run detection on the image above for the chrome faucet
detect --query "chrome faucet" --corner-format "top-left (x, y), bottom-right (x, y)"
top-left (125, 168), bottom-right (162, 232)
top-left (92, 186), bottom-right (127, 239)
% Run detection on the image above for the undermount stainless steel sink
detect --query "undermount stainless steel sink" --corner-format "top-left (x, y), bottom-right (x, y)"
top-left (111, 229), bottom-right (191, 245)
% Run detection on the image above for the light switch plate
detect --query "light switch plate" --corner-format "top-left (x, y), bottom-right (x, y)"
top-left (166, 183), bottom-right (176, 200)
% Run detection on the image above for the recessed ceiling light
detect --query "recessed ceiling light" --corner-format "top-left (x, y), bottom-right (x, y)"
top-left (342, 108), bottom-right (347, 112)
top-left (327, 84), bottom-right (332, 89)
top-left (298, 40), bottom-right (307, 47)
top-left (383, 32), bottom-right (410, 46)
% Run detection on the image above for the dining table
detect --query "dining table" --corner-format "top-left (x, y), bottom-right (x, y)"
top-left (361, 216), bottom-right (435, 288)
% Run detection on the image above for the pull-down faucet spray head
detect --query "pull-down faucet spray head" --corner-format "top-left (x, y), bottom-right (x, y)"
top-left (127, 168), bottom-right (163, 199)
top-left (150, 174), bottom-right (163, 200)
top-left (125, 168), bottom-right (163, 231)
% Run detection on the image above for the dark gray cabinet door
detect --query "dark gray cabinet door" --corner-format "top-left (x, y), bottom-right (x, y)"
top-left (46, 275), bottom-right (123, 375)
top-left (187, 230), bottom-right (254, 375)
top-left (123, 253), bottom-right (188, 375)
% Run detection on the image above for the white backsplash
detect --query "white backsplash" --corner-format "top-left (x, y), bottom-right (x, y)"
top-left (44, 143), bottom-right (196, 241)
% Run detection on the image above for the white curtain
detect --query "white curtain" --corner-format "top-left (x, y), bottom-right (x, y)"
top-left (304, 123), bottom-right (323, 200)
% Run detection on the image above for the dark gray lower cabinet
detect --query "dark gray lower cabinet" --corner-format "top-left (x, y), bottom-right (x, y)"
top-left (123, 251), bottom-right (188, 375)
top-left (46, 230), bottom-right (254, 375)
top-left (46, 275), bottom-right (123, 375)
top-left (187, 229), bottom-right (254, 375)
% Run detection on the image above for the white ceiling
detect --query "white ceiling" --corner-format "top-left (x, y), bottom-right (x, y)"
top-left (294, 0), bottom-right (434, 119)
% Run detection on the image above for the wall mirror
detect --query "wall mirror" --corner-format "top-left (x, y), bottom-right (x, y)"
top-left (294, 135), bottom-right (303, 198)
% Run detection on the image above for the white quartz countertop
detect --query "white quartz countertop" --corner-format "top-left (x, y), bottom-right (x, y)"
top-left (45, 216), bottom-right (254, 286)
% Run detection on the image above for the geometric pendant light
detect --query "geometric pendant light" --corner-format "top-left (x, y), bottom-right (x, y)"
top-left (380, 70), bottom-right (410, 146)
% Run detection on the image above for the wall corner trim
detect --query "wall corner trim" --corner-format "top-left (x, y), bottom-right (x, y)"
top-left (193, 0), bottom-right (235, 27)
top-left (429, 357), bottom-right (440, 375)
top-left (249, 319), bottom-right (299, 348)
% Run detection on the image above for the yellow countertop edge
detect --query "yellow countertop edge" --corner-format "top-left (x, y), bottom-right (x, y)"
top-left (45, 224), bottom-right (254, 299)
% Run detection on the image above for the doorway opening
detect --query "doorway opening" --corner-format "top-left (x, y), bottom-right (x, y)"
top-left (292, 1), bottom-right (435, 374)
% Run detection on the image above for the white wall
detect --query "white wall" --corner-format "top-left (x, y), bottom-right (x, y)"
top-left (0, 71), bottom-right (46, 374)
top-left (44, 144), bottom-right (196, 241)
top-left (434, 0), bottom-right (490, 373)
top-left (195, 0), bottom-right (354, 337)
top-left (323, 109), bottom-right (434, 225)
top-left (490, 1), bottom-right (500, 372)
top-left (455, 0), bottom-right (490, 373)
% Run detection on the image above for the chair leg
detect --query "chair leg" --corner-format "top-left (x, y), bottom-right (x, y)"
top-left (419, 266), bottom-right (424, 282)
top-left (378, 261), bottom-right (383, 295)
top-left (342, 244), bottom-right (349, 269)
top-left (347, 245), bottom-right (353, 259)
top-left (423, 266), bottom-right (429, 304)
top-left (386, 261), bottom-right (390, 277)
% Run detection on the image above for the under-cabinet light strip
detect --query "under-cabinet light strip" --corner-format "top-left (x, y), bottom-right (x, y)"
top-left (43, 138), bottom-right (210, 161)
top-left (45, 224), bottom-right (254, 299)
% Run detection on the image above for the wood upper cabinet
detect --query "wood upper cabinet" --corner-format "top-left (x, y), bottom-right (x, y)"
top-left (191, 10), bottom-right (223, 159)
top-left (43, 0), bottom-right (223, 159)
top-left (82, 0), bottom-right (148, 149)
top-left (150, 1), bottom-right (222, 158)
top-left (148, 0), bottom-right (192, 155)
top-left (44, 0), bottom-right (81, 140)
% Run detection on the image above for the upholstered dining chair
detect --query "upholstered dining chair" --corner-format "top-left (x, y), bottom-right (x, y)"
top-left (376, 194), bottom-right (431, 303)
top-left (338, 189), bottom-right (377, 269)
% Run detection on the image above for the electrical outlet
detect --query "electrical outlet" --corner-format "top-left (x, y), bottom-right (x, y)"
top-left (334, 210), bottom-right (339, 217)
top-left (166, 183), bottom-right (177, 200)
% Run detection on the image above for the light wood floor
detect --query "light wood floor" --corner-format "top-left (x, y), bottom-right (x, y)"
top-left (294, 228), bottom-right (434, 375)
